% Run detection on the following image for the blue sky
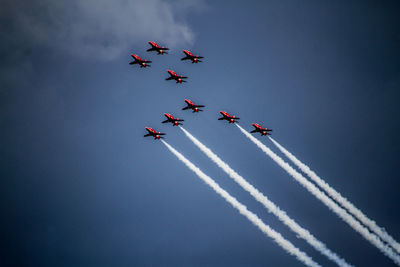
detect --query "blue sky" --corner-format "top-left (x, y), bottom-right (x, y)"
top-left (1, 1), bottom-right (400, 266)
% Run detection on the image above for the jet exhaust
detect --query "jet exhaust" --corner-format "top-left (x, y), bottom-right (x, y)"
top-left (161, 140), bottom-right (321, 267)
top-left (236, 124), bottom-right (400, 265)
top-left (269, 136), bottom-right (400, 255)
top-left (179, 127), bottom-right (351, 267)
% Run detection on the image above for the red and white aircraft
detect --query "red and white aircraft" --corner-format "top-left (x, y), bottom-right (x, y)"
top-left (144, 127), bottom-right (166, 139)
top-left (162, 113), bottom-right (184, 126)
top-left (218, 111), bottom-right (240, 123)
top-left (181, 50), bottom-right (204, 63)
top-left (130, 54), bottom-right (152, 68)
top-left (147, 41), bottom-right (169, 54)
top-left (182, 99), bottom-right (205, 113)
top-left (251, 123), bottom-right (272, 136)
top-left (165, 70), bottom-right (188, 83)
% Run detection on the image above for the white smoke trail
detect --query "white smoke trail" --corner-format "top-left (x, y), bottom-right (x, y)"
top-left (179, 127), bottom-right (351, 267)
top-left (161, 140), bottom-right (320, 267)
top-left (236, 124), bottom-right (400, 265)
top-left (269, 136), bottom-right (400, 255)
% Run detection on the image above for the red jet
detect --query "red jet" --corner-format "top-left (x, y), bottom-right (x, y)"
top-left (162, 113), bottom-right (184, 126)
top-left (182, 99), bottom-right (205, 113)
top-left (181, 50), bottom-right (204, 63)
top-left (130, 54), bottom-right (152, 68)
top-left (166, 70), bottom-right (188, 83)
top-left (144, 127), bottom-right (166, 139)
top-left (251, 123), bottom-right (272, 136)
top-left (147, 41), bottom-right (169, 54)
top-left (218, 111), bottom-right (240, 123)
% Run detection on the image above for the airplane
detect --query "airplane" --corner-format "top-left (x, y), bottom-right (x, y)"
top-left (129, 54), bottom-right (152, 68)
top-left (250, 123), bottom-right (272, 136)
top-left (144, 127), bottom-right (166, 139)
top-left (182, 99), bottom-right (205, 113)
top-left (162, 113), bottom-right (184, 126)
top-left (218, 111), bottom-right (240, 123)
top-left (181, 50), bottom-right (204, 63)
top-left (147, 41), bottom-right (169, 54)
top-left (166, 70), bottom-right (188, 83)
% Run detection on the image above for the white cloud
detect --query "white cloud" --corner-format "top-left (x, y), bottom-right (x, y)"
top-left (3, 0), bottom-right (203, 60)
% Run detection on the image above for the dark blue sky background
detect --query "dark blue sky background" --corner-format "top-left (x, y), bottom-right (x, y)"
top-left (1, 1), bottom-right (399, 266)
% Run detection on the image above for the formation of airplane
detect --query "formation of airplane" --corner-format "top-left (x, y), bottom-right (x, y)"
top-left (147, 41), bottom-right (169, 54)
top-left (162, 113), bottom-right (184, 126)
top-left (251, 123), bottom-right (272, 136)
top-left (181, 50), bottom-right (204, 63)
top-left (182, 99), bottom-right (205, 113)
top-left (144, 127), bottom-right (166, 139)
top-left (129, 54), bottom-right (152, 68)
top-left (166, 70), bottom-right (188, 83)
top-left (218, 111), bottom-right (240, 123)
top-left (136, 42), bottom-right (272, 140)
